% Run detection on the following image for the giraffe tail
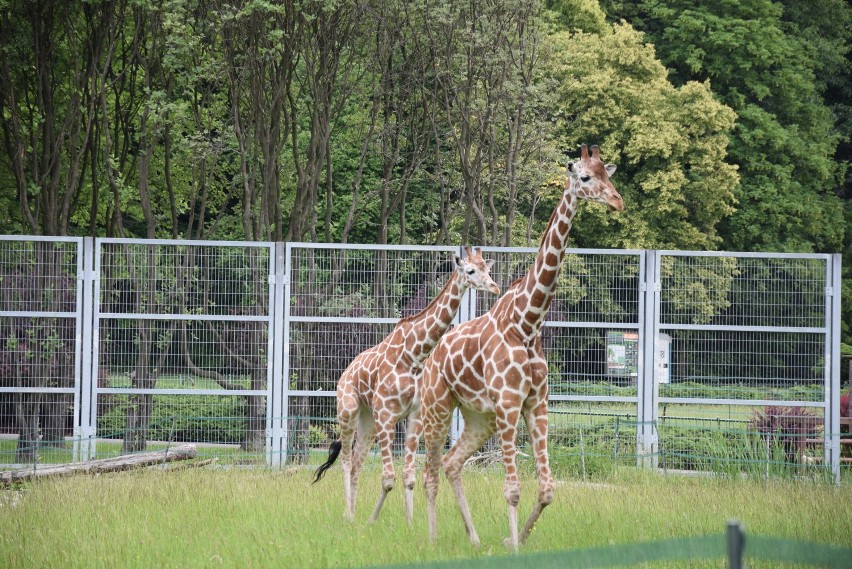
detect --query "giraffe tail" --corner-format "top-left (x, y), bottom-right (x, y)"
top-left (312, 439), bottom-right (342, 484)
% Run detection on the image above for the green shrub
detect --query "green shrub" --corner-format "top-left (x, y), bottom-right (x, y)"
top-left (97, 394), bottom-right (249, 444)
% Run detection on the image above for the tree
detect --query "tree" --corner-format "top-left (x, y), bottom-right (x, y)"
top-left (540, 13), bottom-right (739, 250)
top-left (600, 0), bottom-right (846, 254)
top-left (0, 0), bottom-right (127, 461)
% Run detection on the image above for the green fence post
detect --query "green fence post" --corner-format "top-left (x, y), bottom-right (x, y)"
top-left (727, 519), bottom-right (745, 569)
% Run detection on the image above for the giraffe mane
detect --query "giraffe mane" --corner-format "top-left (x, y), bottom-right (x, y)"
top-left (396, 270), bottom-right (458, 325)
top-left (538, 206), bottom-right (560, 250)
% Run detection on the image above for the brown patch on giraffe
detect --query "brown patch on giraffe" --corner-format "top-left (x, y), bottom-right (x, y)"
top-left (529, 287), bottom-right (547, 308)
top-left (544, 251), bottom-right (559, 268)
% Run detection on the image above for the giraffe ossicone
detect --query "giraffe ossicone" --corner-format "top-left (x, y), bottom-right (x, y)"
top-left (416, 144), bottom-right (622, 551)
top-left (312, 247), bottom-right (500, 524)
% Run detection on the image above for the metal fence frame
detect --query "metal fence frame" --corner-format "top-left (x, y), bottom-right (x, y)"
top-left (0, 237), bottom-right (843, 479)
top-left (0, 236), bottom-right (85, 464)
top-left (82, 238), bottom-right (277, 464)
top-left (649, 250), bottom-right (843, 475)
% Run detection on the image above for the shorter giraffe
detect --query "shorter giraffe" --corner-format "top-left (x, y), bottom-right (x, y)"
top-left (313, 248), bottom-right (500, 523)
top-left (416, 144), bottom-right (622, 551)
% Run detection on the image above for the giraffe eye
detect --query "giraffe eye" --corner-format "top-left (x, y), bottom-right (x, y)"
top-left (466, 268), bottom-right (475, 275)
top-left (580, 175), bottom-right (591, 182)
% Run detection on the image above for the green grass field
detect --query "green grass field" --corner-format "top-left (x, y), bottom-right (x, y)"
top-left (1, 463), bottom-right (850, 569)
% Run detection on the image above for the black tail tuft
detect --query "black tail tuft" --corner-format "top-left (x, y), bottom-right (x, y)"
top-left (312, 439), bottom-right (342, 484)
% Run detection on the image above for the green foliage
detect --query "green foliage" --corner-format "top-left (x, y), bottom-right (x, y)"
top-left (659, 256), bottom-right (738, 325)
top-left (602, 0), bottom-right (847, 254)
top-left (540, 21), bottom-right (738, 250)
top-left (546, 0), bottom-right (609, 33)
top-left (97, 394), bottom-right (249, 444)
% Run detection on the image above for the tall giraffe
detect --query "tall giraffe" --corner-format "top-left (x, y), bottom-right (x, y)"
top-left (313, 247), bottom-right (500, 524)
top-left (415, 145), bottom-right (622, 551)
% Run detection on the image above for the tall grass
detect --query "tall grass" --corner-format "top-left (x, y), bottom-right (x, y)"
top-left (1, 464), bottom-right (850, 568)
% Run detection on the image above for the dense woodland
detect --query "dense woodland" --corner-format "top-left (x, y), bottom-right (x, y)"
top-left (0, 0), bottom-right (850, 337)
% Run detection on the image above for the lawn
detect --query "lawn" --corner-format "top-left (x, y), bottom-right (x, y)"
top-left (1, 463), bottom-right (850, 568)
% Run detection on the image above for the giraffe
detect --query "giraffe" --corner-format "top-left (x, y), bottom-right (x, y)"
top-left (415, 144), bottom-right (622, 551)
top-left (313, 247), bottom-right (500, 524)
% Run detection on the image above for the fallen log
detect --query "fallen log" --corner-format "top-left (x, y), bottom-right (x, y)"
top-left (0, 444), bottom-right (197, 485)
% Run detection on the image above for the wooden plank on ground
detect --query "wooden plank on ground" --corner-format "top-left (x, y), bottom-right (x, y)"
top-left (0, 444), bottom-right (197, 485)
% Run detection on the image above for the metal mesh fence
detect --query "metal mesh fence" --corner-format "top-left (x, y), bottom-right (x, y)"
top-left (659, 255), bottom-right (827, 328)
top-left (89, 239), bottom-right (273, 462)
top-left (98, 241), bottom-right (270, 316)
top-left (96, 319), bottom-right (269, 390)
top-left (0, 238), bottom-right (81, 466)
top-left (288, 246), bottom-right (457, 319)
top-left (658, 329), bottom-right (825, 401)
top-left (543, 327), bottom-right (639, 398)
top-left (0, 239), bottom-right (842, 478)
top-left (657, 253), bottom-right (831, 406)
top-left (474, 249), bottom-right (642, 325)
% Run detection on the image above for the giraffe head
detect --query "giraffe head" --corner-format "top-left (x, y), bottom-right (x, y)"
top-left (454, 246), bottom-right (500, 295)
top-left (566, 144), bottom-right (623, 211)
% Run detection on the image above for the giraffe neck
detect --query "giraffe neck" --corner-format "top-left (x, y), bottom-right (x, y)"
top-left (513, 185), bottom-right (578, 335)
top-left (397, 272), bottom-right (468, 362)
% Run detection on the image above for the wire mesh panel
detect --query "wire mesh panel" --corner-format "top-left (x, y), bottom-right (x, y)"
top-left (655, 252), bottom-right (836, 476)
top-left (89, 240), bottom-right (274, 464)
top-left (658, 330), bottom-right (825, 401)
top-left (288, 245), bottom-right (459, 320)
top-left (474, 249), bottom-right (642, 324)
top-left (544, 327), bottom-right (640, 399)
top-left (657, 253), bottom-right (830, 403)
top-left (659, 254), bottom-right (826, 328)
top-left (95, 393), bottom-right (263, 463)
top-left (0, 237), bottom-right (82, 467)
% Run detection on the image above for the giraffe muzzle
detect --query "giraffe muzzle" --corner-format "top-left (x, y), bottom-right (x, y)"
top-left (606, 192), bottom-right (624, 212)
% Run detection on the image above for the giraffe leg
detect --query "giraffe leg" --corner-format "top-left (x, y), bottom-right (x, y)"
top-left (519, 398), bottom-right (554, 543)
top-left (402, 400), bottom-right (422, 524)
top-left (337, 400), bottom-right (358, 522)
top-left (349, 406), bottom-right (377, 521)
top-left (422, 387), bottom-right (453, 544)
top-left (442, 408), bottom-right (495, 548)
top-left (495, 399), bottom-right (523, 553)
top-left (369, 408), bottom-right (398, 523)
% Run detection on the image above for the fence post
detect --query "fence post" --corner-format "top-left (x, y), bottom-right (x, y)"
top-left (450, 245), bottom-right (470, 445)
top-left (726, 519), bottom-right (746, 569)
top-left (269, 242), bottom-right (287, 468)
top-left (637, 250), bottom-right (659, 469)
top-left (827, 253), bottom-right (842, 483)
top-left (76, 237), bottom-right (97, 462)
top-left (278, 242), bottom-right (294, 466)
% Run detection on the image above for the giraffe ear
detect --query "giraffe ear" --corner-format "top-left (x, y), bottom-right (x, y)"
top-left (605, 164), bottom-right (617, 176)
top-left (566, 161), bottom-right (575, 173)
top-left (453, 255), bottom-right (462, 268)
top-left (485, 259), bottom-right (495, 270)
